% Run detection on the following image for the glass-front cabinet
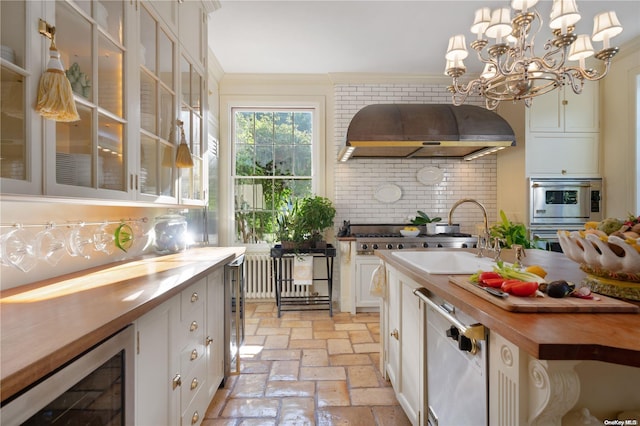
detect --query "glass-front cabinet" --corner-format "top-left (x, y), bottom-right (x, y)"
top-left (0, 0), bottom-right (209, 205)
top-left (1, 1), bottom-right (43, 194)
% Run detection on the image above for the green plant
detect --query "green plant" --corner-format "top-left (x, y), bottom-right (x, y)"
top-left (410, 210), bottom-right (442, 226)
top-left (291, 196), bottom-right (336, 243)
top-left (490, 210), bottom-right (538, 249)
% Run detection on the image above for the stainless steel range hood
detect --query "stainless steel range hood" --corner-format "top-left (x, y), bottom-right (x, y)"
top-left (339, 104), bottom-right (515, 160)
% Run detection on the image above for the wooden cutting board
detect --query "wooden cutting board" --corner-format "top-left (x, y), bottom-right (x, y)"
top-left (449, 276), bottom-right (639, 313)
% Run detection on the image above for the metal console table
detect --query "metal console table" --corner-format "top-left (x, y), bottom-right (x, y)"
top-left (270, 244), bottom-right (336, 318)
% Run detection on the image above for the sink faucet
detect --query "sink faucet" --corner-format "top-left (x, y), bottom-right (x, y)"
top-left (448, 198), bottom-right (490, 258)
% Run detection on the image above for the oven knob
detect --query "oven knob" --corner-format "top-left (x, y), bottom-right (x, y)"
top-left (437, 243), bottom-right (443, 248)
top-left (386, 243), bottom-right (393, 250)
top-left (362, 244), bottom-right (368, 251)
top-left (372, 244), bottom-right (378, 250)
top-left (422, 242), bottom-right (429, 248)
top-left (446, 326), bottom-right (459, 341)
top-left (398, 243), bottom-right (404, 249)
top-left (461, 243), bottom-right (468, 248)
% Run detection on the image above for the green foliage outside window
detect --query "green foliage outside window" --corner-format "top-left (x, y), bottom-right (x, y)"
top-left (233, 109), bottom-right (314, 244)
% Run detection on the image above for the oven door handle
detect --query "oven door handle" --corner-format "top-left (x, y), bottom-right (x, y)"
top-left (531, 183), bottom-right (591, 188)
top-left (413, 288), bottom-right (485, 342)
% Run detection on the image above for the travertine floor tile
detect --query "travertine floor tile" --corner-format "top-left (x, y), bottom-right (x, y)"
top-left (268, 360), bottom-right (299, 381)
top-left (327, 338), bottom-right (353, 355)
top-left (372, 405), bottom-right (414, 426)
top-left (348, 365), bottom-right (380, 388)
top-left (220, 398), bottom-right (279, 418)
top-left (299, 366), bottom-right (346, 381)
top-left (206, 301), bottom-right (410, 425)
top-left (231, 374), bottom-right (268, 398)
top-left (348, 330), bottom-right (374, 343)
top-left (265, 380), bottom-right (315, 397)
top-left (279, 397), bottom-right (315, 424)
top-left (329, 354), bottom-right (372, 366)
top-left (301, 348), bottom-right (329, 367)
top-left (289, 327), bottom-right (313, 340)
top-left (317, 380), bottom-right (350, 407)
top-left (260, 349), bottom-right (301, 361)
top-left (316, 406), bottom-right (376, 426)
top-left (263, 334), bottom-right (289, 349)
top-left (350, 387), bottom-right (398, 406)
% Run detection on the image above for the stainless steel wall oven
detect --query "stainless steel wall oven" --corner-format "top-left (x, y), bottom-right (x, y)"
top-left (529, 177), bottom-right (603, 251)
top-left (1, 325), bottom-right (135, 425)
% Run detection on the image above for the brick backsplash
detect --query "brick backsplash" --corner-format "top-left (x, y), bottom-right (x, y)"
top-left (333, 82), bottom-right (496, 234)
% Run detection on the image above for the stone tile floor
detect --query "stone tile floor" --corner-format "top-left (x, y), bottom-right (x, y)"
top-left (203, 302), bottom-right (411, 425)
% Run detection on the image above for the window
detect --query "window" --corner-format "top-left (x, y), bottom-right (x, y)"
top-left (233, 108), bottom-right (314, 244)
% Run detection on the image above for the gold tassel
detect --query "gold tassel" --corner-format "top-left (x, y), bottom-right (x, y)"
top-left (175, 120), bottom-right (194, 168)
top-left (35, 29), bottom-right (79, 122)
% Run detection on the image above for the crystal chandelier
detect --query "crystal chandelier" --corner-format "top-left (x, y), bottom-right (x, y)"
top-left (444, 0), bottom-right (623, 110)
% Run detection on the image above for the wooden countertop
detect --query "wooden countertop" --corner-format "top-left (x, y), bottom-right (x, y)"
top-left (377, 248), bottom-right (640, 368)
top-left (0, 246), bottom-right (244, 402)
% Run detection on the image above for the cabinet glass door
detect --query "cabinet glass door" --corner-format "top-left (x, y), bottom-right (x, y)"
top-left (51, 0), bottom-right (127, 195)
top-left (1, 0), bottom-right (41, 194)
top-left (179, 55), bottom-right (204, 203)
top-left (138, 5), bottom-right (176, 201)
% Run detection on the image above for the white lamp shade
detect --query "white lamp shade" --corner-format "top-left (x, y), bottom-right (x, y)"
top-left (568, 34), bottom-right (594, 60)
top-left (485, 8), bottom-right (512, 40)
top-left (550, 0), bottom-right (581, 30)
top-left (592, 11), bottom-right (623, 42)
top-left (481, 63), bottom-right (497, 79)
top-left (511, 0), bottom-right (539, 11)
top-left (444, 58), bottom-right (466, 75)
top-left (471, 7), bottom-right (492, 35)
top-left (446, 35), bottom-right (468, 61)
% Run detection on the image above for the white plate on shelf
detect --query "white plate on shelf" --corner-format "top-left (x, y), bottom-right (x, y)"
top-left (374, 183), bottom-right (402, 203)
top-left (417, 166), bottom-right (443, 185)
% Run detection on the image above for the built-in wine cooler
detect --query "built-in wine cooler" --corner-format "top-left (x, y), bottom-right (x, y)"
top-left (1, 325), bottom-right (135, 425)
top-left (224, 254), bottom-right (245, 382)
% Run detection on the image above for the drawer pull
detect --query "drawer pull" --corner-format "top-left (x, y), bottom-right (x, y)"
top-left (391, 329), bottom-right (399, 340)
top-left (205, 336), bottom-right (213, 346)
top-left (191, 411), bottom-right (199, 425)
top-left (172, 374), bottom-right (182, 390)
top-left (190, 377), bottom-right (199, 390)
top-left (190, 349), bottom-right (198, 361)
top-left (190, 321), bottom-right (198, 332)
top-left (191, 292), bottom-right (199, 303)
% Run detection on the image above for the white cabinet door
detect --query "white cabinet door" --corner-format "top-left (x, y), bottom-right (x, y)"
top-left (398, 277), bottom-right (422, 425)
top-left (527, 83), bottom-right (599, 133)
top-left (178, 1), bottom-right (206, 68)
top-left (135, 297), bottom-right (180, 426)
top-left (526, 133), bottom-right (600, 177)
top-left (355, 257), bottom-right (381, 310)
top-left (385, 267), bottom-right (400, 388)
top-left (206, 267), bottom-right (225, 397)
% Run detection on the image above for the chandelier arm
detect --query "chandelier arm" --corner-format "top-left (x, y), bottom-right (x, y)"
top-left (564, 60), bottom-right (612, 83)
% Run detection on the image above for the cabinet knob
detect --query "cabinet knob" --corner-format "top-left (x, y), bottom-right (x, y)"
top-left (190, 321), bottom-right (198, 332)
top-left (390, 329), bottom-right (399, 340)
top-left (172, 374), bottom-right (182, 390)
top-left (206, 336), bottom-right (213, 346)
top-left (191, 411), bottom-right (199, 425)
top-left (191, 292), bottom-right (199, 303)
top-left (561, 169), bottom-right (567, 175)
top-left (190, 377), bottom-right (199, 390)
top-left (190, 349), bottom-right (198, 361)
top-left (562, 99), bottom-right (568, 106)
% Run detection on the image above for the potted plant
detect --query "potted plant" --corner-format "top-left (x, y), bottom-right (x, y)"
top-left (410, 210), bottom-right (442, 234)
top-left (490, 210), bottom-right (539, 249)
top-left (291, 196), bottom-right (336, 248)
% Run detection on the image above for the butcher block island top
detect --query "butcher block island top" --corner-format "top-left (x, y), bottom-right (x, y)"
top-left (0, 246), bottom-right (245, 403)
top-left (377, 248), bottom-right (640, 368)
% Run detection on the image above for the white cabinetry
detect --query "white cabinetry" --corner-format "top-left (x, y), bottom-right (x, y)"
top-left (354, 257), bottom-right (381, 311)
top-left (526, 83), bottom-right (600, 177)
top-left (382, 265), bottom-right (424, 425)
top-left (135, 267), bottom-right (225, 426)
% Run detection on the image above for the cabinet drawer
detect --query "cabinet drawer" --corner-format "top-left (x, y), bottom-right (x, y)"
top-left (177, 304), bottom-right (205, 349)
top-left (181, 278), bottom-right (206, 321)
top-left (180, 340), bottom-right (207, 378)
top-left (180, 353), bottom-right (207, 412)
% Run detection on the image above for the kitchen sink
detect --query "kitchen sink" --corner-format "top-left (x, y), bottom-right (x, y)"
top-left (391, 251), bottom-right (497, 274)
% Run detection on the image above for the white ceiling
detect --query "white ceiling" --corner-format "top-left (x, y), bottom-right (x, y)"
top-left (207, 0), bottom-right (640, 76)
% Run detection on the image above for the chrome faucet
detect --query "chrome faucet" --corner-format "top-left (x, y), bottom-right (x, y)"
top-left (448, 198), bottom-right (490, 258)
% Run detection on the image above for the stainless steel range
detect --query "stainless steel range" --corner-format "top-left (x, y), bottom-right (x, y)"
top-left (349, 224), bottom-right (478, 255)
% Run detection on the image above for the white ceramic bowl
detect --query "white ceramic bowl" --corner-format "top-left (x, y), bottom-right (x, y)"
top-left (400, 229), bottom-right (420, 237)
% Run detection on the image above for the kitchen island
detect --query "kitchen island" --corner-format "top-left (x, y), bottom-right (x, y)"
top-left (376, 248), bottom-right (640, 425)
top-left (0, 246), bottom-right (244, 406)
